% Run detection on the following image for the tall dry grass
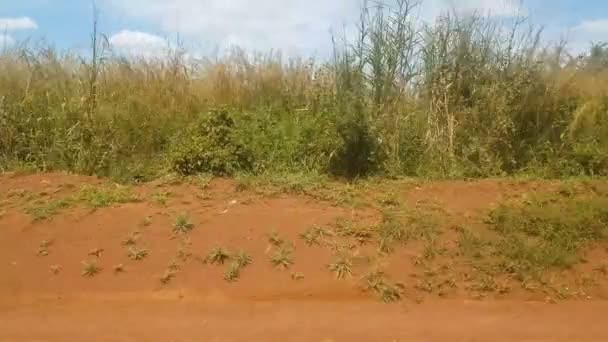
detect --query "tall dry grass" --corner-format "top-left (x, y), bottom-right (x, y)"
top-left (1, 1), bottom-right (607, 182)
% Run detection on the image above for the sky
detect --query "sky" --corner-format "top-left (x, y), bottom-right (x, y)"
top-left (1, 0), bottom-right (608, 58)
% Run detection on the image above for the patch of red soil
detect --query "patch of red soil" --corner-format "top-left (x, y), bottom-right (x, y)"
top-left (1, 173), bottom-right (608, 341)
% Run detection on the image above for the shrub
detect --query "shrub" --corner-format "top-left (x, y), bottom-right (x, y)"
top-left (170, 109), bottom-right (253, 176)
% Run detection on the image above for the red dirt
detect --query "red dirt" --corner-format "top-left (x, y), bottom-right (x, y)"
top-left (1, 172), bottom-right (608, 341)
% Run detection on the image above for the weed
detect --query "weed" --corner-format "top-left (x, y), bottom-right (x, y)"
top-left (362, 270), bottom-right (404, 303)
top-left (160, 270), bottom-right (176, 284)
top-left (224, 261), bottom-right (241, 282)
top-left (122, 231), bottom-right (140, 246)
top-left (26, 199), bottom-right (71, 221)
top-left (353, 230), bottom-right (374, 245)
top-left (300, 225), bottom-right (334, 246)
top-left (88, 248), bottom-right (104, 257)
top-left (50, 264), bottom-right (62, 275)
top-left (173, 213), bottom-right (194, 234)
top-left (141, 216), bottom-right (153, 227)
top-left (271, 245), bottom-right (294, 270)
top-left (291, 272), bottom-right (305, 281)
top-left (176, 245), bottom-right (193, 262)
top-left (328, 255), bottom-right (353, 279)
top-left (81, 260), bottom-right (101, 277)
top-left (300, 229), bottom-right (321, 246)
top-left (378, 191), bottom-right (400, 207)
top-left (76, 185), bottom-right (140, 208)
top-left (37, 240), bottom-right (53, 256)
top-left (151, 191), bottom-right (172, 205)
top-left (167, 260), bottom-right (181, 272)
top-left (206, 246), bottom-right (231, 265)
top-left (128, 247), bottom-right (149, 261)
top-left (235, 250), bottom-right (252, 267)
top-left (268, 231), bottom-right (284, 247)
top-left (487, 195), bottom-right (608, 280)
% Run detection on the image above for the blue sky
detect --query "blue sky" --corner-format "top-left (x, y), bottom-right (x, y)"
top-left (1, 0), bottom-right (608, 57)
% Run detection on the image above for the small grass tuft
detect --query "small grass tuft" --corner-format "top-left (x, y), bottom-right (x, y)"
top-left (173, 213), bottom-right (194, 234)
top-left (291, 272), bottom-right (305, 281)
top-left (268, 231), bottom-right (284, 247)
top-left (224, 261), bottom-right (242, 282)
top-left (26, 199), bottom-right (72, 221)
top-left (76, 185), bottom-right (140, 208)
top-left (50, 264), bottom-right (62, 275)
top-left (140, 216), bottom-right (153, 227)
top-left (328, 255), bottom-right (353, 279)
top-left (235, 250), bottom-right (252, 267)
top-left (122, 231), bottom-right (140, 246)
top-left (362, 270), bottom-right (404, 303)
top-left (81, 260), bottom-right (101, 277)
top-left (128, 247), bottom-right (149, 261)
top-left (205, 246), bottom-right (231, 265)
top-left (271, 245), bottom-right (294, 270)
top-left (151, 191), bottom-right (172, 205)
top-left (160, 270), bottom-right (176, 284)
top-left (300, 225), bottom-right (332, 247)
top-left (36, 239), bottom-right (53, 256)
top-left (88, 248), bottom-right (104, 257)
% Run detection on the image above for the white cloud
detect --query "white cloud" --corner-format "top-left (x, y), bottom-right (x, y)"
top-left (573, 19), bottom-right (608, 36)
top-left (101, 0), bottom-right (526, 54)
top-left (0, 17), bottom-right (38, 31)
top-left (427, 0), bottom-right (525, 18)
top-left (566, 19), bottom-right (608, 55)
top-left (109, 30), bottom-right (169, 57)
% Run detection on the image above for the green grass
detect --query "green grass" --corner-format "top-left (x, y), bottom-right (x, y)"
top-left (300, 225), bottom-right (332, 246)
top-left (488, 195), bottom-right (608, 280)
top-left (81, 260), bottom-right (101, 277)
top-left (452, 193), bottom-right (608, 290)
top-left (205, 246), bottom-right (231, 265)
top-left (173, 213), bottom-right (195, 234)
top-left (151, 191), bottom-right (172, 205)
top-left (122, 231), bottom-right (141, 246)
top-left (375, 208), bottom-right (439, 254)
top-left (76, 185), bottom-right (140, 208)
top-left (328, 255), bottom-right (353, 279)
top-left (24, 185), bottom-right (140, 220)
top-left (235, 250), bottom-right (252, 267)
top-left (224, 261), bottom-right (242, 282)
top-left (26, 199), bottom-right (72, 221)
top-left (362, 270), bottom-right (404, 303)
top-left (271, 245), bottom-right (294, 270)
top-left (267, 231), bottom-right (285, 247)
top-left (127, 247), bottom-right (149, 261)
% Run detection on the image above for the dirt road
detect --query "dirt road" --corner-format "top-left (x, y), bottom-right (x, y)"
top-left (2, 294), bottom-right (608, 341)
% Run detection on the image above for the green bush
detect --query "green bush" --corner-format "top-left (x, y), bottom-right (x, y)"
top-left (170, 109), bottom-right (253, 176)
